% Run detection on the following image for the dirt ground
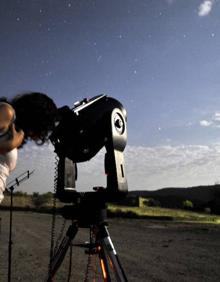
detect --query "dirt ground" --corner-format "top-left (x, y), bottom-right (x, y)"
top-left (1, 211), bottom-right (220, 282)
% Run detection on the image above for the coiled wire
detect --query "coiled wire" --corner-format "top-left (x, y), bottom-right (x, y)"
top-left (48, 154), bottom-right (59, 275)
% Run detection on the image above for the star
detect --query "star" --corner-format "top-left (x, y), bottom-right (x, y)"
top-left (97, 55), bottom-right (102, 62)
top-left (45, 71), bottom-right (52, 77)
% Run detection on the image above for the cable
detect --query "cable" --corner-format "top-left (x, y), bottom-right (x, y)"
top-left (48, 154), bottom-right (59, 275)
top-left (53, 219), bottom-right (67, 255)
top-left (67, 240), bottom-right (73, 282)
top-left (84, 226), bottom-right (98, 282)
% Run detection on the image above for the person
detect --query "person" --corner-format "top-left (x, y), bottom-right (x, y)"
top-left (0, 102), bottom-right (24, 203)
top-left (0, 92), bottom-right (57, 203)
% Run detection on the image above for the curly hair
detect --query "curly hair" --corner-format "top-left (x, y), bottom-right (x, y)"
top-left (10, 92), bottom-right (58, 145)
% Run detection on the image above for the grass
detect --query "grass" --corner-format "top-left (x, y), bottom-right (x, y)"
top-left (2, 195), bottom-right (220, 224)
top-left (0, 195), bottom-right (64, 210)
top-left (107, 204), bottom-right (220, 224)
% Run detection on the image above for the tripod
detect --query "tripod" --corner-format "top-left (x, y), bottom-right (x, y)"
top-left (46, 192), bottom-right (128, 282)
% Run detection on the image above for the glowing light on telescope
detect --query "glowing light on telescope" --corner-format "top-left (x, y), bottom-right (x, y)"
top-left (100, 259), bottom-right (107, 280)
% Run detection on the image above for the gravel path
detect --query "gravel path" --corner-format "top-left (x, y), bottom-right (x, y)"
top-left (0, 211), bottom-right (220, 281)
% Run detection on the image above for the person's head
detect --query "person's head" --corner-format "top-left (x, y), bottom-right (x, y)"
top-left (10, 92), bottom-right (58, 145)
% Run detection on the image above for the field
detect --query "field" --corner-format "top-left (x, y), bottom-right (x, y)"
top-left (1, 210), bottom-right (220, 281)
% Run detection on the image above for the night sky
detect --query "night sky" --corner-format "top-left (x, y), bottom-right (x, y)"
top-left (1, 0), bottom-right (220, 193)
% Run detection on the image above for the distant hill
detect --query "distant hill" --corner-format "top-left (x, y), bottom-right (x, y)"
top-left (128, 184), bottom-right (220, 213)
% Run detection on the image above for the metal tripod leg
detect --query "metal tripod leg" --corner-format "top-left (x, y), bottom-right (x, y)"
top-left (47, 222), bottom-right (78, 282)
top-left (97, 224), bottom-right (128, 282)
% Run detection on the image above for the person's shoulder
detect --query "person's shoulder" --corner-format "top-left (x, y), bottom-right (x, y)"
top-left (0, 102), bottom-right (13, 109)
top-left (0, 103), bottom-right (15, 123)
top-left (0, 103), bottom-right (15, 118)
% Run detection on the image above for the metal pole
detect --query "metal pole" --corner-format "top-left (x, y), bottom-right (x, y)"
top-left (8, 186), bottom-right (14, 282)
top-left (6, 170), bottom-right (34, 282)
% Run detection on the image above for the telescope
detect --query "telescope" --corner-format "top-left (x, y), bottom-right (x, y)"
top-left (49, 94), bottom-right (128, 203)
top-left (47, 95), bottom-right (129, 281)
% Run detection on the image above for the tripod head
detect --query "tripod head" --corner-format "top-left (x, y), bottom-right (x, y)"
top-left (49, 95), bottom-right (128, 204)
